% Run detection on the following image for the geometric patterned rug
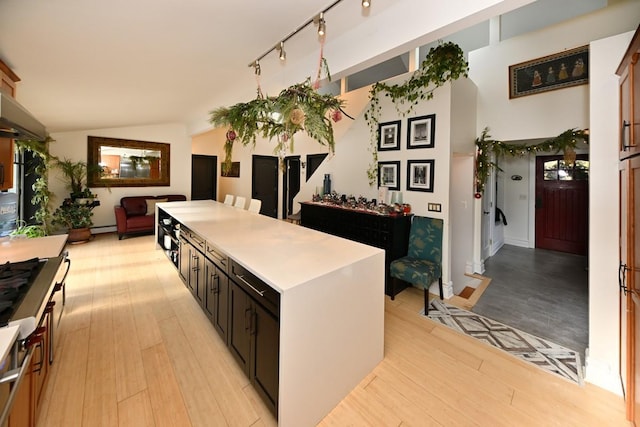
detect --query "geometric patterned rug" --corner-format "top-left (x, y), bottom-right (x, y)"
top-left (423, 299), bottom-right (584, 385)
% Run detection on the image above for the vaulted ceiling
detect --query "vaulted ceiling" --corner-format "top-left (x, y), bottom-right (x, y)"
top-left (0, 0), bottom-right (606, 136)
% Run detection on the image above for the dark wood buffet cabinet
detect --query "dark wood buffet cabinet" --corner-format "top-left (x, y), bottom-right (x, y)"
top-left (300, 201), bottom-right (412, 297)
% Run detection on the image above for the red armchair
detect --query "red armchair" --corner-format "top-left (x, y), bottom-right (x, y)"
top-left (114, 194), bottom-right (186, 239)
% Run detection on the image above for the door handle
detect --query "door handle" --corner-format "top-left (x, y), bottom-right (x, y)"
top-left (620, 262), bottom-right (632, 295)
top-left (535, 197), bottom-right (542, 209)
top-left (483, 211), bottom-right (490, 215)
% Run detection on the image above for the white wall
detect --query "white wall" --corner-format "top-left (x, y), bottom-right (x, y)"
top-left (586, 30), bottom-right (633, 395)
top-left (49, 123), bottom-right (191, 230)
top-left (468, 1), bottom-right (640, 393)
top-left (196, 71), bottom-right (479, 293)
top-left (501, 155), bottom-right (532, 247)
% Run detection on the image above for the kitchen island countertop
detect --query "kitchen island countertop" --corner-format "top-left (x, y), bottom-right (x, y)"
top-left (157, 200), bottom-right (385, 427)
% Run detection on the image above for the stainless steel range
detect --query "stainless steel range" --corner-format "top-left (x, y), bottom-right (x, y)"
top-left (0, 253), bottom-right (70, 425)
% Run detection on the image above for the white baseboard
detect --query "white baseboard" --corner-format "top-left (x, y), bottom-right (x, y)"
top-left (432, 280), bottom-right (454, 299)
top-left (91, 225), bottom-right (116, 234)
top-left (584, 350), bottom-right (623, 396)
top-left (472, 259), bottom-right (485, 275)
top-left (503, 237), bottom-right (530, 248)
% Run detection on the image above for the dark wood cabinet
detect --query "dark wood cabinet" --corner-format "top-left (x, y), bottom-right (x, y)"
top-left (179, 237), bottom-right (190, 285)
top-left (204, 243), bottom-right (229, 342)
top-left (162, 212), bottom-right (280, 417)
top-left (228, 259), bottom-right (279, 416)
top-left (178, 226), bottom-right (206, 304)
top-left (300, 202), bottom-right (412, 297)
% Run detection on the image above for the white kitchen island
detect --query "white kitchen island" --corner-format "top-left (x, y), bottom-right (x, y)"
top-left (156, 200), bottom-right (385, 427)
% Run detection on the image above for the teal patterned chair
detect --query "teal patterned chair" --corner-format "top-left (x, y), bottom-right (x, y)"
top-left (390, 216), bottom-right (443, 315)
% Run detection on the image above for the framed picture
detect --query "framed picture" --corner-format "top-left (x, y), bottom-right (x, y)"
top-left (509, 45), bottom-right (589, 99)
top-left (378, 120), bottom-right (401, 151)
top-left (221, 161), bottom-right (240, 177)
top-left (407, 159), bottom-right (434, 192)
top-left (407, 114), bottom-right (435, 149)
top-left (378, 161), bottom-right (400, 191)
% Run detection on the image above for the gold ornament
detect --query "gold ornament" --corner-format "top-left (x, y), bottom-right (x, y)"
top-left (290, 108), bottom-right (305, 125)
top-left (563, 146), bottom-right (576, 166)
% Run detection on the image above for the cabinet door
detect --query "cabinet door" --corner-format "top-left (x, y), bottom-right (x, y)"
top-left (251, 302), bottom-right (279, 415)
top-left (9, 353), bottom-right (36, 427)
top-left (189, 249), bottom-right (205, 305)
top-left (179, 239), bottom-right (190, 285)
top-left (228, 282), bottom-right (251, 376)
top-left (0, 138), bottom-right (13, 191)
top-left (204, 259), bottom-right (229, 342)
top-left (620, 51), bottom-right (640, 159)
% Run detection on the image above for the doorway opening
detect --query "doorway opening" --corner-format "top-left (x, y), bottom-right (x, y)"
top-left (474, 151), bottom-right (589, 361)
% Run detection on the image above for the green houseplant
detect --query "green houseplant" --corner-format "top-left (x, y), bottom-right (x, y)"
top-left (52, 158), bottom-right (99, 243)
top-left (52, 197), bottom-right (94, 243)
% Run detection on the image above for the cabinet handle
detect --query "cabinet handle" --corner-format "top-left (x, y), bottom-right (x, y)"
top-left (250, 310), bottom-right (257, 336)
top-left (244, 308), bottom-right (252, 332)
top-left (622, 120), bottom-right (634, 150)
top-left (211, 273), bottom-right (219, 293)
top-left (235, 274), bottom-right (265, 297)
top-left (54, 257), bottom-right (71, 292)
top-left (207, 250), bottom-right (226, 265)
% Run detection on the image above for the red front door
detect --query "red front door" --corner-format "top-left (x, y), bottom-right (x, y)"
top-left (535, 154), bottom-right (589, 255)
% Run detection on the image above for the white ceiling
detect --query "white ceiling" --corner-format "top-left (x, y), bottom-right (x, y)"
top-left (0, 0), bottom-right (605, 136)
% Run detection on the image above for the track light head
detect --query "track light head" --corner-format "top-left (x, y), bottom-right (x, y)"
top-left (278, 41), bottom-right (286, 61)
top-left (362, 0), bottom-right (370, 8)
top-left (317, 12), bottom-right (326, 36)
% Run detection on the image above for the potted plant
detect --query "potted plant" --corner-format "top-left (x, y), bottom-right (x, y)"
top-left (52, 197), bottom-right (94, 243)
top-left (55, 158), bottom-right (92, 199)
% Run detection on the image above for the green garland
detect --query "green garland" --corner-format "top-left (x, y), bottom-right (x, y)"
top-left (475, 127), bottom-right (590, 194)
top-left (15, 137), bottom-right (55, 235)
top-left (210, 78), bottom-right (348, 169)
top-left (365, 41), bottom-right (469, 185)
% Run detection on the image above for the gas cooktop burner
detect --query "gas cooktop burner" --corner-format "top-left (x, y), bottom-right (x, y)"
top-left (0, 258), bottom-right (45, 327)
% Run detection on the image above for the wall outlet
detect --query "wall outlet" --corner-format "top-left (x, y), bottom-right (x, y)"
top-left (427, 203), bottom-right (441, 212)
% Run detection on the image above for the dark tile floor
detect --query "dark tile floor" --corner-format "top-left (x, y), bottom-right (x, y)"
top-left (472, 244), bottom-right (588, 362)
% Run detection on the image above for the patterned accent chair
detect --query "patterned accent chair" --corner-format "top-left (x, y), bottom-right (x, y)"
top-left (390, 216), bottom-right (443, 315)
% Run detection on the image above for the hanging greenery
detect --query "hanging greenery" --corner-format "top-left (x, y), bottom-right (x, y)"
top-left (210, 78), bottom-right (349, 169)
top-left (474, 127), bottom-right (590, 195)
top-left (15, 137), bottom-right (56, 235)
top-left (364, 41), bottom-right (469, 185)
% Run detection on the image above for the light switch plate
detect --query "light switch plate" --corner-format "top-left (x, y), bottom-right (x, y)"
top-left (427, 203), bottom-right (441, 212)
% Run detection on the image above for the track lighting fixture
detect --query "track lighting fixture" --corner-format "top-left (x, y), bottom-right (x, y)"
top-left (249, 0), bottom-right (365, 70)
top-left (252, 60), bottom-right (261, 75)
top-left (317, 12), bottom-right (326, 36)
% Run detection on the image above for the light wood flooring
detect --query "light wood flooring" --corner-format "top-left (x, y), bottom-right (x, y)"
top-left (36, 233), bottom-right (630, 426)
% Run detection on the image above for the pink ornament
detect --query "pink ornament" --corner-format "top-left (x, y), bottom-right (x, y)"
top-left (331, 109), bottom-right (342, 122)
top-left (226, 130), bottom-right (237, 141)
